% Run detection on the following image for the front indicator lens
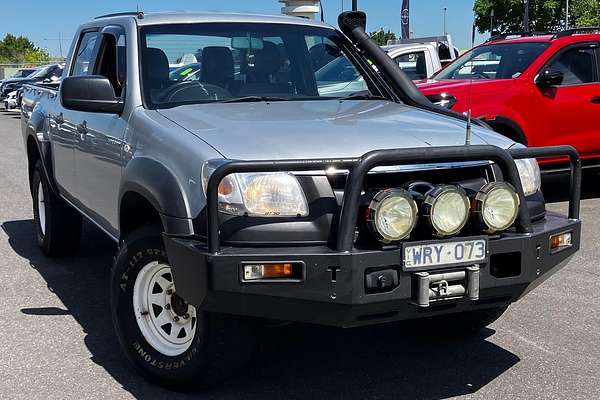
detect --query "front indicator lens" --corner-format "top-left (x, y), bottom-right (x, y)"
top-left (242, 262), bottom-right (304, 281)
top-left (423, 185), bottom-right (470, 237)
top-left (475, 182), bottom-right (520, 233)
top-left (550, 232), bottom-right (572, 253)
top-left (367, 189), bottom-right (418, 243)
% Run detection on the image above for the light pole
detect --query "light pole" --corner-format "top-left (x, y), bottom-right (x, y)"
top-left (566, 0), bottom-right (570, 29)
top-left (443, 7), bottom-right (447, 35)
top-left (490, 9), bottom-right (495, 36)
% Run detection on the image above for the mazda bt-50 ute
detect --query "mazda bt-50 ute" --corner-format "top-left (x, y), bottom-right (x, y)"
top-left (21, 11), bottom-right (582, 389)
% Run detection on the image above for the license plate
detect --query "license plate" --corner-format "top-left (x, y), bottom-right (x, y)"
top-left (403, 238), bottom-right (487, 270)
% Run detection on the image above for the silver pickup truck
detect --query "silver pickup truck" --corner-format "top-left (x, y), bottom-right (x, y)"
top-left (21, 10), bottom-right (581, 389)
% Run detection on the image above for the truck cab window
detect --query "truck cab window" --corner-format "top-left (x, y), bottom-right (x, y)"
top-left (71, 32), bottom-right (99, 77)
top-left (395, 51), bottom-right (427, 80)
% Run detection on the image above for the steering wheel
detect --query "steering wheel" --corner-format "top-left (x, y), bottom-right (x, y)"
top-left (159, 81), bottom-right (232, 103)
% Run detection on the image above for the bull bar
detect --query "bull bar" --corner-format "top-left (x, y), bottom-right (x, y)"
top-left (163, 144), bottom-right (581, 327)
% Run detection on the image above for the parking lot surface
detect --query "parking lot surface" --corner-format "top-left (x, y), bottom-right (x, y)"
top-left (0, 109), bottom-right (598, 399)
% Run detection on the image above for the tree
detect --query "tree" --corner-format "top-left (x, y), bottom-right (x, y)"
top-left (0, 34), bottom-right (49, 64)
top-left (369, 29), bottom-right (398, 46)
top-left (474, 0), bottom-right (599, 34)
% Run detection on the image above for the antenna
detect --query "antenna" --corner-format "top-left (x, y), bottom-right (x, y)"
top-left (465, 12), bottom-right (477, 146)
top-left (319, 0), bottom-right (325, 22)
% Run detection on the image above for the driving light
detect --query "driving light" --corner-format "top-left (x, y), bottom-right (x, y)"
top-left (366, 189), bottom-right (418, 243)
top-left (203, 162), bottom-right (309, 217)
top-left (423, 185), bottom-right (470, 237)
top-left (475, 182), bottom-right (520, 233)
top-left (515, 158), bottom-right (541, 197)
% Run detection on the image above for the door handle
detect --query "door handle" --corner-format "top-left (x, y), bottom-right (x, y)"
top-left (591, 96), bottom-right (600, 104)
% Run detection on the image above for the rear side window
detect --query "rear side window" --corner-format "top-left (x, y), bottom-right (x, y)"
top-left (547, 46), bottom-right (599, 86)
top-left (71, 31), bottom-right (99, 77)
top-left (394, 51), bottom-right (427, 80)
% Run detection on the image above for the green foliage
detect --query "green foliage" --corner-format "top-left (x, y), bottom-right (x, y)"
top-left (474, 0), bottom-right (599, 34)
top-left (0, 34), bottom-right (49, 64)
top-left (369, 29), bottom-right (398, 46)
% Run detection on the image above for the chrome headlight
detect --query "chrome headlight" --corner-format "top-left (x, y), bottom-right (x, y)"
top-left (427, 92), bottom-right (457, 109)
top-left (475, 182), bottom-right (520, 233)
top-left (423, 185), bottom-right (470, 237)
top-left (202, 162), bottom-right (308, 217)
top-left (515, 158), bottom-right (541, 197)
top-left (367, 189), bottom-right (418, 243)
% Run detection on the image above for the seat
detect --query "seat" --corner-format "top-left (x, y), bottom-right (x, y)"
top-left (239, 42), bottom-right (290, 95)
top-left (415, 54), bottom-right (427, 79)
top-left (143, 48), bottom-right (170, 92)
top-left (200, 46), bottom-right (234, 89)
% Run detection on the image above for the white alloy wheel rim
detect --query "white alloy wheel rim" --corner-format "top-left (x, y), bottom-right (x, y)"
top-left (37, 181), bottom-right (46, 235)
top-left (133, 261), bottom-right (197, 356)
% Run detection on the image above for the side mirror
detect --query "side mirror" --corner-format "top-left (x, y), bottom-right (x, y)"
top-left (536, 69), bottom-right (564, 87)
top-left (61, 75), bottom-right (124, 114)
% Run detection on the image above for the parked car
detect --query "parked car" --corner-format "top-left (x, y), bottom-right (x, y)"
top-left (418, 29), bottom-right (600, 167)
top-left (21, 11), bottom-right (581, 389)
top-left (0, 64), bottom-right (62, 100)
top-left (0, 67), bottom-right (38, 85)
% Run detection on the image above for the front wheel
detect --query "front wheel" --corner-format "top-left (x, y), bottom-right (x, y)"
top-left (110, 225), bottom-right (256, 389)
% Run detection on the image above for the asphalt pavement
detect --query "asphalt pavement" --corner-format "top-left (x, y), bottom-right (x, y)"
top-left (0, 109), bottom-right (598, 399)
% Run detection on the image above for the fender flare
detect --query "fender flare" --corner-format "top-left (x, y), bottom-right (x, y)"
top-left (485, 116), bottom-right (528, 146)
top-left (25, 110), bottom-right (57, 194)
top-left (119, 157), bottom-right (191, 221)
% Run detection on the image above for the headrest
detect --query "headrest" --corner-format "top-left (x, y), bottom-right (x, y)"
top-left (143, 48), bottom-right (169, 87)
top-left (252, 41), bottom-right (283, 76)
top-left (200, 46), bottom-right (234, 85)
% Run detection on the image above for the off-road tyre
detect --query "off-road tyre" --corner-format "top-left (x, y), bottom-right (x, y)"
top-left (110, 225), bottom-right (257, 390)
top-left (31, 160), bottom-right (82, 256)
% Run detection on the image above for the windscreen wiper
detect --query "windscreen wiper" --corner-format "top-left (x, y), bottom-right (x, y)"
top-left (339, 93), bottom-right (388, 101)
top-left (218, 96), bottom-right (291, 103)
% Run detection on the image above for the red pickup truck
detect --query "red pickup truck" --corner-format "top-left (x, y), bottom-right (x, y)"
top-left (418, 28), bottom-right (600, 168)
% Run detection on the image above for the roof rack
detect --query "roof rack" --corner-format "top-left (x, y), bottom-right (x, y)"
top-left (485, 31), bottom-right (551, 43)
top-left (552, 27), bottom-right (600, 39)
top-left (94, 11), bottom-right (144, 20)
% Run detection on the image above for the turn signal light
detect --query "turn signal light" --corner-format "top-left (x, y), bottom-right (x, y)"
top-left (550, 232), bottom-right (572, 253)
top-left (242, 262), bottom-right (304, 282)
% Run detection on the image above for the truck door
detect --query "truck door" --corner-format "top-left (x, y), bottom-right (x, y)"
top-left (53, 30), bottom-right (99, 198)
top-left (72, 26), bottom-right (128, 236)
top-left (532, 42), bottom-right (600, 158)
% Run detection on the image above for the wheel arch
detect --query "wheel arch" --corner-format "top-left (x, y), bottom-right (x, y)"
top-left (486, 116), bottom-right (528, 146)
top-left (25, 114), bottom-right (56, 195)
top-left (119, 157), bottom-right (193, 239)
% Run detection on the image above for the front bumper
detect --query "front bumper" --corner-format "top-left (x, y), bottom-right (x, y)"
top-left (164, 212), bottom-right (580, 327)
top-left (164, 145), bottom-right (582, 328)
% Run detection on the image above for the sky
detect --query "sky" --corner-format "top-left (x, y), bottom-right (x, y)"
top-left (0, 0), bottom-right (488, 57)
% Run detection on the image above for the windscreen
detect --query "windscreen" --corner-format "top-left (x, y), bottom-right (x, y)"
top-left (139, 23), bottom-right (375, 108)
top-left (435, 42), bottom-right (549, 80)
